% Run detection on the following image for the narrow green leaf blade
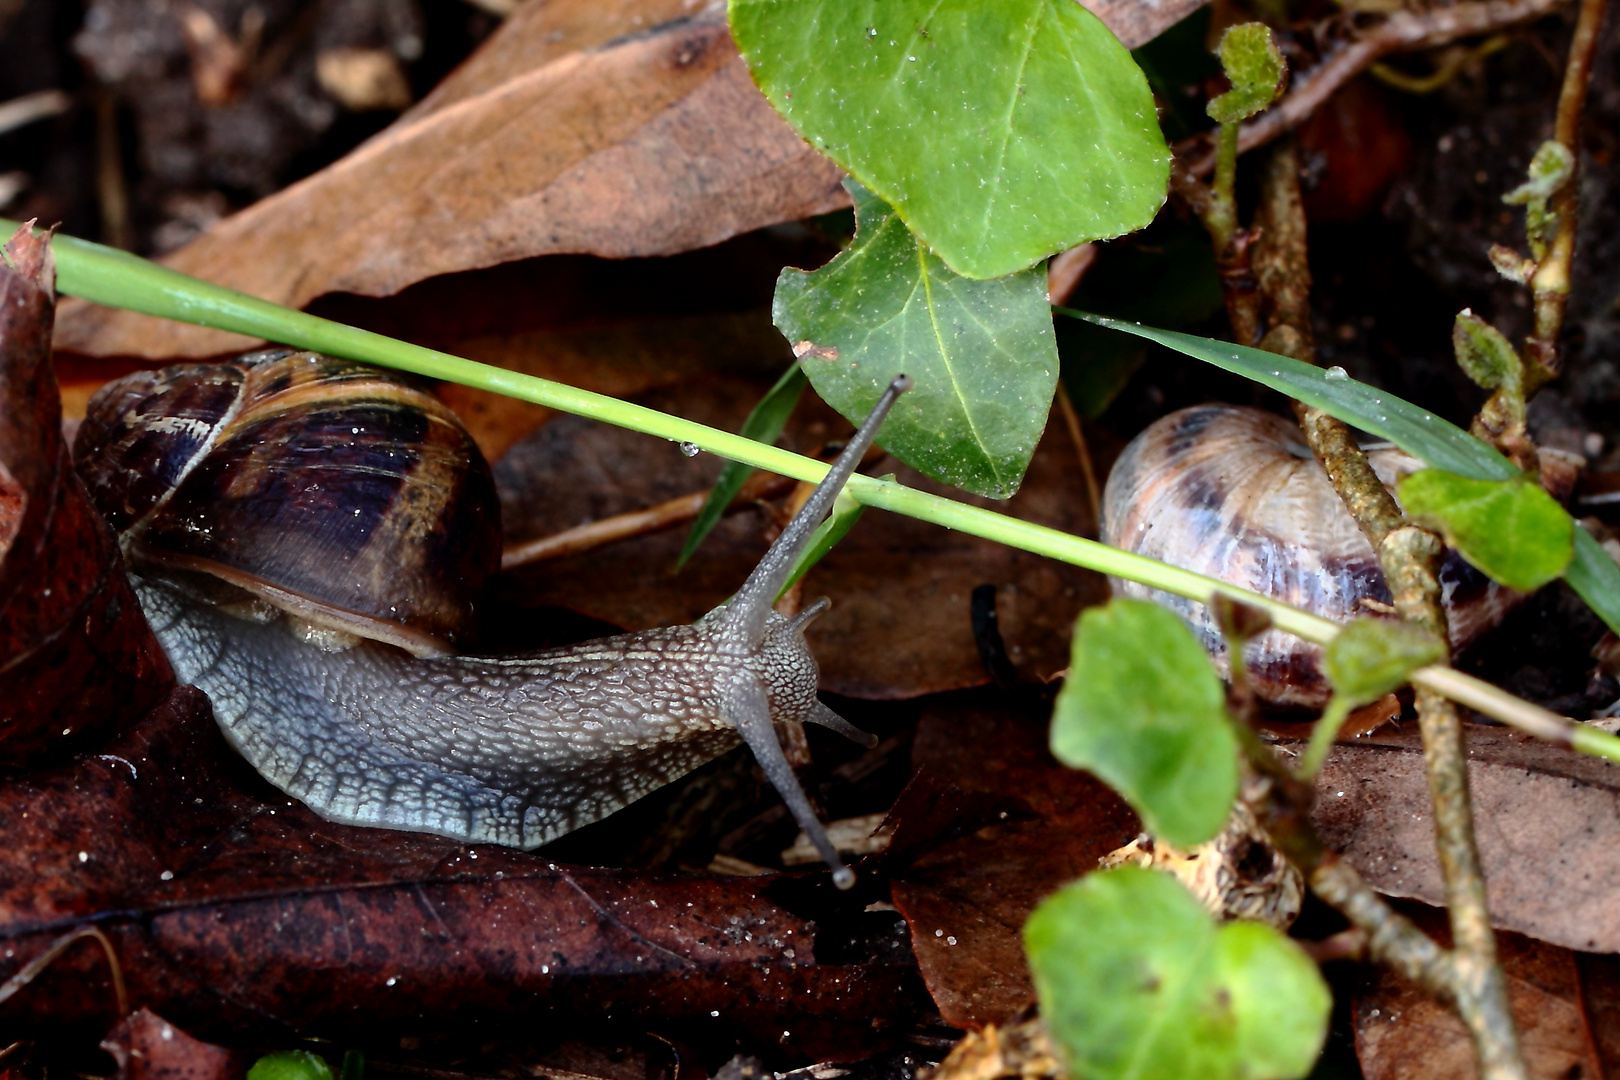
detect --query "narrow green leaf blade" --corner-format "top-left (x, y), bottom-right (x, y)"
top-left (779, 483), bottom-right (869, 600)
top-left (1399, 471), bottom-right (1574, 591)
top-left (730, 0), bottom-right (1170, 279)
top-left (1051, 599), bottom-right (1237, 847)
top-left (1325, 619), bottom-right (1447, 707)
top-left (1025, 867), bottom-right (1330, 1080)
top-left (677, 364), bottom-right (807, 569)
top-left (776, 182), bottom-right (1058, 499)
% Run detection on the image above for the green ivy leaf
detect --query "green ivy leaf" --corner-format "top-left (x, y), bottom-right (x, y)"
top-left (1451, 310), bottom-right (1521, 393)
top-left (677, 364), bottom-right (807, 569)
top-left (1025, 867), bottom-right (1331, 1080)
top-left (730, 0), bottom-right (1170, 279)
top-left (1325, 619), bottom-right (1446, 707)
top-left (1206, 24), bottom-right (1287, 124)
top-left (1050, 598), bottom-right (1237, 848)
top-left (775, 181), bottom-right (1057, 499)
top-left (1399, 471), bottom-right (1574, 591)
top-left (248, 1053), bottom-right (333, 1080)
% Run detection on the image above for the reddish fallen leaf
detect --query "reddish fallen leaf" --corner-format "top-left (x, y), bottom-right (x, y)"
top-left (102, 1009), bottom-right (247, 1080)
top-left (1313, 724), bottom-right (1620, 952)
top-left (884, 697), bottom-right (1140, 1029)
top-left (0, 226), bottom-right (172, 767)
top-left (1353, 904), bottom-right (1619, 1080)
top-left (1296, 79), bottom-right (1415, 224)
top-left (496, 377), bottom-right (1105, 699)
top-left (53, 12), bottom-right (846, 362)
top-left (0, 687), bottom-right (923, 1054)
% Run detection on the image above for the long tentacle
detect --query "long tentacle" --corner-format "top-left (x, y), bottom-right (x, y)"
top-left (719, 375), bottom-right (910, 647)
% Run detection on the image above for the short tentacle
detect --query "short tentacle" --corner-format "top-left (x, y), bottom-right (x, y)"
top-left (722, 676), bottom-right (856, 889)
top-left (805, 700), bottom-right (878, 748)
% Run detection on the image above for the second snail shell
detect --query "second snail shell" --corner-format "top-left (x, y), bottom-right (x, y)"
top-left (1102, 404), bottom-right (1516, 708)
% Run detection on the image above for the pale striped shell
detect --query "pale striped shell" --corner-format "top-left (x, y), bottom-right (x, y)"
top-left (1102, 405), bottom-right (1513, 708)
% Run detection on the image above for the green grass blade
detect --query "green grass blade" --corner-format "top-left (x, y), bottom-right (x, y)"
top-left (677, 364), bottom-right (807, 569)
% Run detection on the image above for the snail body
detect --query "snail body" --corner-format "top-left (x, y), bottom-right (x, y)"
top-left (78, 350), bottom-right (901, 886)
top-left (1102, 404), bottom-right (1514, 707)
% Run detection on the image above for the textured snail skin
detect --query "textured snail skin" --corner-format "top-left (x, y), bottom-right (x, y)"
top-left (134, 575), bottom-right (836, 850)
top-left (1102, 404), bottom-right (1513, 708)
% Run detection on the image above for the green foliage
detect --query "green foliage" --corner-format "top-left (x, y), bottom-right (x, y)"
top-left (1503, 140), bottom-right (1575, 259)
top-left (1206, 24), bottom-right (1288, 124)
top-left (1452, 310), bottom-right (1522, 394)
top-left (1399, 471), bottom-right (1574, 592)
top-left (1325, 619), bottom-right (1447, 707)
top-left (678, 364), bottom-right (808, 569)
top-left (1051, 599), bottom-right (1238, 848)
top-left (775, 181), bottom-right (1058, 499)
top-left (729, 0), bottom-right (1170, 279)
top-left (248, 1053), bottom-right (333, 1080)
top-left (1025, 867), bottom-right (1331, 1080)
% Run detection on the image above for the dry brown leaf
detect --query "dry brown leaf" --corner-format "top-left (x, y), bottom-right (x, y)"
top-left (1314, 725), bottom-right (1620, 952)
top-left (54, 0), bottom-right (1212, 363)
top-left (1353, 906), bottom-right (1618, 1080)
top-left (54, 12), bottom-right (847, 360)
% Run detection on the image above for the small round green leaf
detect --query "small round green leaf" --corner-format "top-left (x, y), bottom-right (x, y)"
top-left (775, 181), bottom-right (1058, 498)
top-left (1205, 24), bottom-right (1287, 124)
top-left (1025, 867), bottom-right (1331, 1080)
top-left (1050, 599), bottom-right (1238, 848)
top-left (1398, 470), bottom-right (1574, 592)
top-left (1324, 618), bottom-right (1446, 707)
top-left (1451, 311), bottom-right (1520, 393)
top-left (730, 0), bottom-right (1170, 279)
top-left (248, 1053), bottom-right (334, 1080)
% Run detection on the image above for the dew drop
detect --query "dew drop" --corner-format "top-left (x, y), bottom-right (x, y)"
top-left (678, 442), bottom-right (701, 458)
top-left (1325, 366), bottom-right (1348, 381)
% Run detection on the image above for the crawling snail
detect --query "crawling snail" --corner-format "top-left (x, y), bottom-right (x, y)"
top-left (1102, 404), bottom-right (1568, 708)
top-left (76, 349), bottom-right (905, 888)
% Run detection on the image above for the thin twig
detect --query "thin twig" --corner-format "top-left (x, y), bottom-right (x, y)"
top-left (0, 925), bottom-right (128, 1018)
top-left (1054, 383), bottom-right (1101, 535)
top-left (1526, 0), bottom-right (1609, 364)
top-left (1178, 0), bottom-right (1569, 178)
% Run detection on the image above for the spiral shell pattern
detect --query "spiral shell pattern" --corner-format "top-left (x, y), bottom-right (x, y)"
top-left (1102, 405), bottom-right (1514, 707)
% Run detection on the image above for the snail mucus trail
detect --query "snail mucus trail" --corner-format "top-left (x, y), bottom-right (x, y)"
top-left (75, 349), bottom-right (910, 888)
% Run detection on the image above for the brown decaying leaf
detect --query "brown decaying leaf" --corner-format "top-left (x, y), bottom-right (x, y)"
top-left (52, 0), bottom-right (1213, 364)
top-left (1353, 904), bottom-right (1620, 1080)
top-left (0, 688), bottom-right (922, 1053)
top-left (52, 11), bottom-right (847, 361)
top-left (1313, 724), bottom-right (1620, 953)
top-left (0, 226), bottom-right (172, 767)
top-left (495, 377), bottom-right (1105, 699)
top-left (884, 698), bottom-right (1140, 1030)
top-left (101, 1009), bottom-right (248, 1080)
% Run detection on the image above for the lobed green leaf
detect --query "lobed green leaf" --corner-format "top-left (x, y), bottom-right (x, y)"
top-left (1399, 471), bottom-right (1574, 592)
top-left (1050, 599), bottom-right (1237, 848)
top-left (775, 181), bottom-right (1057, 499)
top-left (730, 0), bottom-right (1170, 279)
top-left (1025, 867), bottom-right (1330, 1080)
top-left (248, 1054), bottom-right (333, 1080)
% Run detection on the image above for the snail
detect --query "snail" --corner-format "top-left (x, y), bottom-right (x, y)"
top-left (75, 349), bottom-right (907, 888)
top-left (1101, 404), bottom-right (1542, 708)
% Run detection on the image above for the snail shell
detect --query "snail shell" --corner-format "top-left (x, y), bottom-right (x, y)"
top-left (1102, 404), bottom-right (1516, 708)
top-left (74, 349), bottom-right (500, 657)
